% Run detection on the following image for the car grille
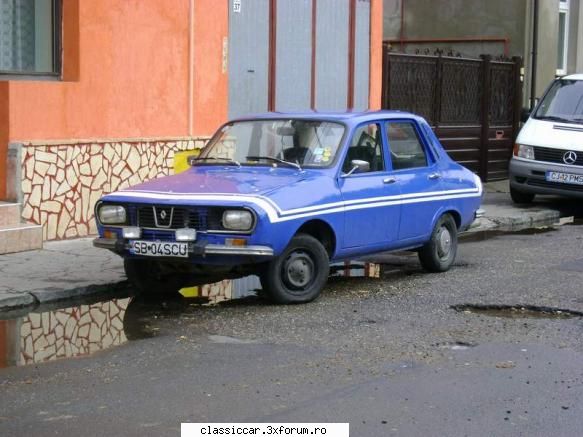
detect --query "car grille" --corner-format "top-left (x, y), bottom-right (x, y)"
top-left (533, 146), bottom-right (583, 167)
top-left (527, 179), bottom-right (583, 192)
top-left (127, 205), bottom-right (224, 231)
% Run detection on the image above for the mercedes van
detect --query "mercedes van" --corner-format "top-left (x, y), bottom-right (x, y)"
top-left (509, 74), bottom-right (583, 203)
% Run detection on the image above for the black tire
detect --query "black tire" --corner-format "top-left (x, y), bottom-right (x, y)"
top-left (260, 233), bottom-right (330, 304)
top-left (124, 259), bottom-right (185, 294)
top-left (418, 214), bottom-right (458, 273)
top-left (510, 186), bottom-right (535, 204)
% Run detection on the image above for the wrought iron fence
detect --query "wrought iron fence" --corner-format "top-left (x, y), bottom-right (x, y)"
top-left (382, 51), bottom-right (522, 181)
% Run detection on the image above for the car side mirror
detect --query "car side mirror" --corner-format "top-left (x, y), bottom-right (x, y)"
top-left (520, 108), bottom-right (531, 123)
top-left (342, 159), bottom-right (370, 177)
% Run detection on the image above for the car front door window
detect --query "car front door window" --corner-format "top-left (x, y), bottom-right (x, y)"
top-left (342, 123), bottom-right (385, 174)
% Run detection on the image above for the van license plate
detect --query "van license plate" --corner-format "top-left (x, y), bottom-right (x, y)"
top-left (130, 241), bottom-right (189, 258)
top-left (546, 171), bottom-right (583, 185)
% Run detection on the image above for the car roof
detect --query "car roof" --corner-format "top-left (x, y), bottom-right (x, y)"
top-left (230, 110), bottom-right (425, 126)
top-left (561, 73), bottom-right (583, 81)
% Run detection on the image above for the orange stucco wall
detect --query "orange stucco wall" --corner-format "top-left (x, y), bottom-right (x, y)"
top-left (0, 82), bottom-right (8, 198)
top-left (192, 0), bottom-right (228, 136)
top-left (8, 0), bottom-right (192, 141)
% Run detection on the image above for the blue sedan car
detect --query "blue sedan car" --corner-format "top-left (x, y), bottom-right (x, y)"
top-left (93, 111), bottom-right (482, 303)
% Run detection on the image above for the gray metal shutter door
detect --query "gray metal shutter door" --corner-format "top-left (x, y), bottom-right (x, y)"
top-left (228, 0), bottom-right (270, 119)
top-left (354, 0), bottom-right (370, 110)
top-left (315, 0), bottom-right (349, 111)
top-left (275, 0), bottom-right (312, 111)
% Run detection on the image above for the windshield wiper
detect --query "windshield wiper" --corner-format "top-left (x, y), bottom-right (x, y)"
top-left (190, 156), bottom-right (241, 167)
top-left (535, 115), bottom-right (573, 123)
top-left (246, 155), bottom-right (302, 170)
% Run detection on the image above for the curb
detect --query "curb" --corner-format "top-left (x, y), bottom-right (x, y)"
top-left (0, 292), bottom-right (36, 312)
top-left (467, 209), bottom-right (561, 233)
top-left (0, 281), bottom-right (131, 317)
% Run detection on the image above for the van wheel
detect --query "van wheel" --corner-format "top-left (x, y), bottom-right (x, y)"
top-left (510, 186), bottom-right (535, 204)
top-left (260, 234), bottom-right (329, 304)
top-left (124, 259), bottom-right (184, 294)
top-left (418, 214), bottom-right (458, 272)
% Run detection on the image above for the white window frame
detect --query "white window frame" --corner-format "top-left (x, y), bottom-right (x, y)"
top-left (557, 0), bottom-right (570, 76)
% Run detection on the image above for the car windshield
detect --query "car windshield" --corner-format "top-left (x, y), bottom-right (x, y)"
top-left (534, 79), bottom-right (583, 124)
top-left (196, 119), bottom-right (345, 168)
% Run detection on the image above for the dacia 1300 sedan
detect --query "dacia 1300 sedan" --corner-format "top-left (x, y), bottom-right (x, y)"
top-left (94, 112), bottom-right (483, 303)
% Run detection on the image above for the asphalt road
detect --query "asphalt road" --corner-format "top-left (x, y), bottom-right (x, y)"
top-left (1, 222), bottom-right (583, 436)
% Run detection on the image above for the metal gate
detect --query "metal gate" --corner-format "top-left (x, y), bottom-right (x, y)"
top-left (228, 0), bottom-right (371, 119)
top-left (382, 51), bottom-right (522, 181)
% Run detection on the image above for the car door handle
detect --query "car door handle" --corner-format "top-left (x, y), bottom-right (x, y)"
top-left (428, 173), bottom-right (442, 180)
top-left (383, 177), bottom-right (397, 184)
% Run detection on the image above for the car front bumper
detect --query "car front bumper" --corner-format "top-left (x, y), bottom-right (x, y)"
top-left (93, 238), bottom-right (274, 257)
top-left (509, 158), bottom-right (583, 199)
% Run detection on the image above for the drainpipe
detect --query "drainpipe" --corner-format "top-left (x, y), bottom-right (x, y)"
top-left (530, 0), bottom-right (539, 110)
top-left (399, 0), bottom-right (406, 52)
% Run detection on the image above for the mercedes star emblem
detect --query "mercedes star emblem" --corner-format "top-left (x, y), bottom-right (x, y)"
top-left (160, 210), bottom-right (167, 220)
top-left (563, 151), bottom-right (578, 165)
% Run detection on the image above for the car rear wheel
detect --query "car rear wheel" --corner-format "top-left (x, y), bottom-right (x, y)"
top-left (124, 259), bottom-right (185, 294)
top-left (510, 186), bottom-right (535, 204)
top-left (260, 233), bottom-right (329, 304)
top-left (418, 214), bottom-right (458, 272)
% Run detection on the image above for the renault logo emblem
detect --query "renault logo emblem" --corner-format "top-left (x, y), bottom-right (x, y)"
top-left (153, 206), bottom-right (173, 228)
top-left (563, 151), bottom-right (578, 165)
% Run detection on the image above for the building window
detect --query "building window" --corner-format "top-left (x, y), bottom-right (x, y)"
top-left (557, 0), bottom-right (569, 76)
top-left (0, 0), bottom-right (61, 77)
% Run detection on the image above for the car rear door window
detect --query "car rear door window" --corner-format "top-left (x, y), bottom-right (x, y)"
top-left (386, 122), bottom-right (428, 170)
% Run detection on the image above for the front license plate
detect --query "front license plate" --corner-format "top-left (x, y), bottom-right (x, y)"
top-left (546, 171), bottom-right (583, 186)
top-left (129, 240), bottom-right (189, 258)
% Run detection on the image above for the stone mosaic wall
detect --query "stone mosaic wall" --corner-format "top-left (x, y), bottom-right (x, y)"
top-left (19, 298), bottom-right (131, 366)
top-left (18, 138), bottom-right (208, 240)
top-left (199, 280), bottom-right (233, 304)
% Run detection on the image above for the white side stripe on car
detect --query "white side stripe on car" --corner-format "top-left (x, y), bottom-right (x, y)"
top-left (104, 187), bottom-right (481, 224)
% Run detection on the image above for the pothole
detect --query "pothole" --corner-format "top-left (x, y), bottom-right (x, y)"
top-left (451, 304), bottom-right (583, 319)
top-left (434, 341), bottom-right (477, 350)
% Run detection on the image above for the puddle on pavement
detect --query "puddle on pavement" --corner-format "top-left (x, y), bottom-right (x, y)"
top-left (452, 304), bottom-right (583, 319)
top-left (0, 297), bottom-right (154, 369)
top-left (0, 260), bottom-right (383, 369)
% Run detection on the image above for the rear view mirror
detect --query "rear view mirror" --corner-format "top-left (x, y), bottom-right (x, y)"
top-left (520, 108), bottom-right (531, 123)
top-left (342, 159), bottom-right (370, 177)
top-left (276, 126), bottom-right (296, 136)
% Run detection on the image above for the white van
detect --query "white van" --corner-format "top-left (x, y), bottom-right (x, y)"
top-left (509, 74), bottom-right (583, 203)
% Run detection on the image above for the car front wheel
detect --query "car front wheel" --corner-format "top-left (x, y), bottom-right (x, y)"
top-left (418, 214), bottom-right (458, 273)
top-left (260, 233), bottom-right (330, 304)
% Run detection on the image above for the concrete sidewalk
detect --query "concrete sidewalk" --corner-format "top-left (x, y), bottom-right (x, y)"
top-left (0, 180), bottom-right (572, 313)
top-left (470, 180), bottom-right (562, 231)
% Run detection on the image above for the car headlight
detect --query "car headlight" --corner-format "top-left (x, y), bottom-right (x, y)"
top-left (222, 210), bottom-right (254, 231)
top-left (514, 144), bottom-right (535, 160)
top-left (98, 204), bottom-right (127, 224)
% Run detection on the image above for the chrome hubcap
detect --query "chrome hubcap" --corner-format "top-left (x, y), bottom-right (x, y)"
top-left (437, 226), bottom-right (452, 258)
